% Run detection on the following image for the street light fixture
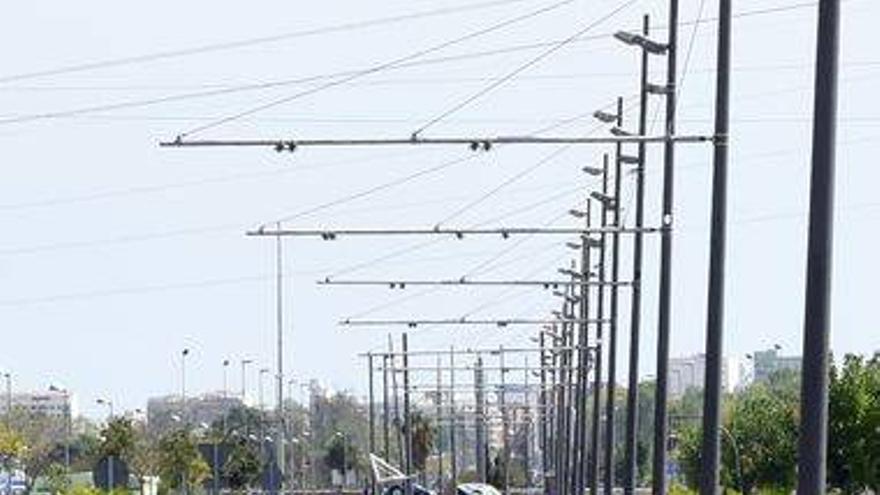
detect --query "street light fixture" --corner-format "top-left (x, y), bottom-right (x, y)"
top-left (592, 110), bottom-right (618, 124)
top-left (590, 191), bottom-right (617, 209)
top-left (619, 154), bottom-right (641, 165)
top-left (557, 268), bottom-right (584, 280)
top-left (613, 31), bottom-right (668, 55)
top-left (582, 166), bottom-right (604, 176)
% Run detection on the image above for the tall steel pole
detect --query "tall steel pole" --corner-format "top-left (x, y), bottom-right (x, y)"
top-left (275, 223), bottom-right (286, 489)
top-left (624, 15), bottom-right (650, 495)
top-left (524, 356), bottom-right (532, 489)
top-left (402, 333), bottom-right (413, 495)
top-left (383, 353), bottom-right (391, 460)
top-left (369, 353), bottom-right (376, 456)
top-left (538, 333), bottom-right (549, 495)
top-left (573, 247), bottom-right (589, 495)
top-left (604, 97), bottom-right (624, 495)
top-left (797, 1), bottom-right (841, 493)
top-left (436, 356), bottom-right (444, 494)
top-left (475, 356), bottom-right (487, 483)
top-left (450, 346), bottom-right (458, 487)
top-left (500, 348), bottom-right (510, 491)
top-left (652, 0), bottom-right (679, 492)
top-left (368, 353), bottom-right (377, 494)
top-left (590, 158), bottom-right (609, 495)
top-left (699, 0), bottom-right (732, 493)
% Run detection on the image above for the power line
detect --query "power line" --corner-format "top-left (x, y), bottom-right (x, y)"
top-left (177, 0), bottom-right (575, 138)
top-left (411, 0), bottom-right (638, 136)
top-left (0, 0), bottom-right (543, 84)
top-left (0, 2), bottom-right (839, 128)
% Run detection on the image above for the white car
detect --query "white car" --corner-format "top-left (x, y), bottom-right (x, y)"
top-left (456, 483), bottom-right (503, 495)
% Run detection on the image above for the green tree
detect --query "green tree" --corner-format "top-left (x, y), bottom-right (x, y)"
top-left (409, 412), bottom-right (435, 473)
top-left (99, 417), bottom-right (137, 460)
top-left (43, 462), bottom-right (72, 495)
top-left (5, 410), bottom-right (67, 492)
top-left (157, 429), bottom-right (210, 492)
top-left (828, 353), bottom-right (880, 493)
top-left (323, 433), bottom-right (358, 473)
top-left (676, 380), bottom-right (798, 493)
top-left (223, 436), bottom-right (261, 490)
top-left (128, 427), bottom-right (161, 491)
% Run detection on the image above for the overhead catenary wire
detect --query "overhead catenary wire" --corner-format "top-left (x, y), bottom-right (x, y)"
top-left (175, 0), bottom-right (576, 138)
top-left (0, 2), bottom-right (838, 128)
top-left (410, 0), bottom-right (639, 136)
top-left (0, 0), bottom-right (544, 84)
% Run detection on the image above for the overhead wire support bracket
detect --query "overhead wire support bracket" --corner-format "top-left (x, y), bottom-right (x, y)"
top-left (159, 133), bottom-right (713, 149)
top-left (318, 279), bottom-right (633, 288)
top-left (339, 318), bottom-right (610, 327)
top-left (247, 226), bottom-right (664, 238)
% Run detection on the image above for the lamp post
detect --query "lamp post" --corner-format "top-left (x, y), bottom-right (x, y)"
top-left (96, 398), bottom-right (114, 490)
top-left (2, 372), bottom-right (11, 428)
top-left (181, 348), bottom-right (190, 426)
top-left (241, 359), bottom-right (253, 404)
top-left (49, 386), bottom-right (72, 472)
top-left (259, 368), bottom-right (270, 412)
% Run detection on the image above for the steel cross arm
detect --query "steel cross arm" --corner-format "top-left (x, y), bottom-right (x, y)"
top-left (359, 346), bottom-right (581, 357)
top-left (321, 278), bottom-right (633, 288)
top-left (384, 364), bottom-right (592, 372)
top-left (340, 318), bottom-right (610, 327)
top-left (248, 226), bottom-right (662, 237)
top-left (160, 134), bottom-right (714, 149)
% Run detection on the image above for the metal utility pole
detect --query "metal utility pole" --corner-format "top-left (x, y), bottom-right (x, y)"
top-left (624, 15), bottom-right (650, 495)
top-left (383, 352), bottom-right (391, 460)
top-left (604, 96), bottom-right (624, 495)
top-left (653, 0), bottom-right (679, 492)
top-left (591, 158), bottom-right (610, 495)
top-left (798, 1), bottom-right (841, 494)
top-left (474, 356), bottom-right (487, 483)
top-left (402, 333), bottom-right (413, 495)
top-left (500, 348), bottom-right (510, 491)
top-left (275, 224), bottom-right (286, 489)
top-left (524, 357), bottom-right (532, 489)
top-left (450, 346), bottom-right (458, 487)
top-left (368, 352), bottom-right (377, 495)
top-left (700, 0), bottom-right (732, 494)
top-left (391, 336), bottom-right (405, 470)
top-left (538, 333), bottom-right (549, 495)
top-left (574, 206), bottom-right (593, 495)
top-left (369, 353), bottom-right (376, 456)
top-left (436, 356), bottom-right (444, 494)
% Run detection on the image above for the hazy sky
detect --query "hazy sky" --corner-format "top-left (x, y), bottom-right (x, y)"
top-left (1, 0), bottom-right (877, 419)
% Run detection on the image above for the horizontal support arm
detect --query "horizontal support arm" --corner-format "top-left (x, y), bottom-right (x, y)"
top-left (161, 133), bottom-right (713, 149)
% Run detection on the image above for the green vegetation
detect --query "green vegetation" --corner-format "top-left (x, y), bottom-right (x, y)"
top-left (674, 353), bottom-right (880, 494)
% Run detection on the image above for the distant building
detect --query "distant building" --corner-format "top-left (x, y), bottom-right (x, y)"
top-left (147, 393), bottom-right (242, 434)
top-left (0, 390), bottom-right (76, 418)
top-left (750, 347), bottom-right (801, 383)
top-left (668, 353), bottom-right (740, 399)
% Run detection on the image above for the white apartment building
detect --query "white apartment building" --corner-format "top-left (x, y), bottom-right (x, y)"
top-left (668, 353), bottom-right (741, 399)
top-left (0, 389), bottom-right (77, 418)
